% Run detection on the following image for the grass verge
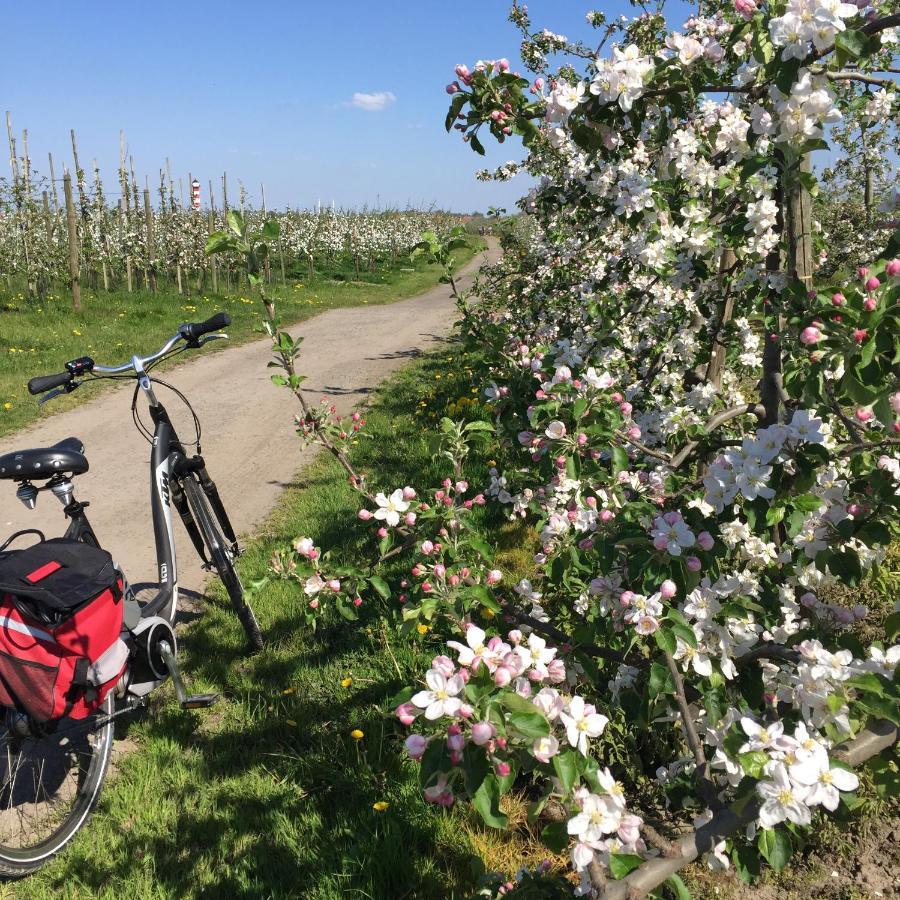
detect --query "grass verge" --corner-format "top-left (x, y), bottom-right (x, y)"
top-left (0, 239), bottom-right (482, 438)
top-left (10, 345), bottom-right (526, 900)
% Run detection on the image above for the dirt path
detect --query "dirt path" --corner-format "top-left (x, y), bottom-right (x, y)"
top-left (0, 240), bottom-right (498, 599)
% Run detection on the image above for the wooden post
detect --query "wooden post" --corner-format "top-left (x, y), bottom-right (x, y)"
top-left (70, 128), bottom-right (88, 215)
top-left (788, 155), bottom-right (814, 288)
top-left (143, 188), bottom-right (156, 291)
top-left (208, 210), bottom-right (218, 294)
top-left (48, 152), bottom-right (60, 210)
top-left (42, 190), bottom-right (52, 240)
top-left (118, 198), bottom-right (133, 293)
top-left (63, 172), bottom-right (82, 311)
top-left (119, 131), bottom-right (130, 214)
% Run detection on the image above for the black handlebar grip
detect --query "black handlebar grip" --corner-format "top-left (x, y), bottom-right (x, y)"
top-left (28, 371), bottom-right (73, 395)
top-left (179, 311), bottom-right (232, 344)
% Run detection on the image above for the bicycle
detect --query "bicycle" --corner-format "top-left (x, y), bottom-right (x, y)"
top-left (0, 312), bottom-right (263, 876)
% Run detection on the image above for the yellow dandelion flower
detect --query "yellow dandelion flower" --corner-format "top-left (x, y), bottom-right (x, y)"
top-left (341, 677), bottom-right (353, 688)
top-left (3, 403), bottom-right (12, 410)
top-left (372, 801), bottom-right (389, 812)
top-left (350, 729), bottom-right (364, 740)
top-left (282, 688), bottom-right (296, 695)
top-left (417, 623), bottom-right (430, 635)
top-left (72, 329), bottom-right (82, 336)
top-left (482, 607), bottom-right (496, 619)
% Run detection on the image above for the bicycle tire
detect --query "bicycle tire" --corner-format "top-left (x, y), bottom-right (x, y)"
top-left (0, 693), bottom-right (114, 878)
top-left (182, 477), bottom-right (264, 651)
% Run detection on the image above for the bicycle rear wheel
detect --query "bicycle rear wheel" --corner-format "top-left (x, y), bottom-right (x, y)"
top-left (0, 694), bottom-right (114, 878)
top-left (182, 476), bottom-right (264, 651)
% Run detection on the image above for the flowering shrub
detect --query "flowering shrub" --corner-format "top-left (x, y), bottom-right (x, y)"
top-left (206, 1), bottom-right (899, 893)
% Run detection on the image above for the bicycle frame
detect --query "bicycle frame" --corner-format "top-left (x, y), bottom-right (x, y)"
top-left (61, 364), bottom-right (239, 624)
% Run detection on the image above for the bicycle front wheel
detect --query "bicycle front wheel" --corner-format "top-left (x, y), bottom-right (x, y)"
top-left (182, 476), bottom-right (264, 651)
top-left (0, 694), bottom-right (114, 878)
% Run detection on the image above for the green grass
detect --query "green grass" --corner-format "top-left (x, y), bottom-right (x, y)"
top-left (10, 348), bottom-right (505, 900)
top-left (0, 240), bottom-right (482, 438)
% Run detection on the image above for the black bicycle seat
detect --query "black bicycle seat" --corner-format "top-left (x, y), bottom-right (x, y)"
top-left (0, 437), bottom-right (88, 481)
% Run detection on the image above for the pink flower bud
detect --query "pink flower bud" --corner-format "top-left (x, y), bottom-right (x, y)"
top-left (495, 761), bottom-right (511, 777)
top-left (486, 569), bottom-right (503, 585)
top-left (494, 666), bottom-right (512, 687)
top-left (498, 57), bottom-right (510, 71)
top-left (421, 540), bottom-right (434, 555)
top-left (421, 582), bottom-right (433, 593)
top-left (865, 276), bottom-right (880, 292)
top-left (309, 598), bottom-right (319, 609)
top-left (627, 426), bottom-right (642, 440)
top-left (403, 486), bottom-right (417, 500)
top-left (686, 556), bottom-right (702, 572)
top-left (353, 597), bottom-right (362, 607)
top-left (377, 527), bottom-right (388, 538)
top-left (855, 408), bottom-right (874, 422)
top-left (405, 734), bottom-right (427, 759)
top-left (886, 259), bottom-right (900, 277)
top-left (534, 77), bottom-right (544, 90)
top-left (831, 292), bottom-right (845, 306)
top-left (308, 549), bottom-right (319, 561)
top-left (653, 535), bottom-right (669, 551)
top-left (854, 328), bottom-right (868, 343)
top-left (863, 298), bottom-right (877, 312)
top-left (611, 392), bottom-right (623, 403)
top-left (800, 326), bottom-right (822, 345)
top-left (358, 509), bottom-right (372, 520)
top-left (447, 732), bottom-right (465, 753)
top-left (405, 512), bottom-right (417, 526)
top-left (620, 590), bottom-right (635, 606)
top-left (445, 82), bottom-right (460, 94)
top-left (434, 564), bottom-right (446, 579)
top-left (599, 509), bottom-right (614, 523)
top-left (619, 401), bottom-right (632, 415)
top-left (471, 721), bottom-right (496, 745)
top-left (660, 579), bottom-right (677, 599)
top-left (328, 579), bottom-right (341, 592)
top-left (697, 531), bottom-right (715, 551)
top-left (858, 266), bottom-right (869, 278)
top-left (449, 574), bottom-right (460, 586)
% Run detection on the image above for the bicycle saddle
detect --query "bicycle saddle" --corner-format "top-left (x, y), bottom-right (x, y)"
top-left (0, 437), bottom-right (88, 481)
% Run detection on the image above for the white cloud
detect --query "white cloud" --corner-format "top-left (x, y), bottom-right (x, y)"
top-left (349, 91), bottom-right (396, 112)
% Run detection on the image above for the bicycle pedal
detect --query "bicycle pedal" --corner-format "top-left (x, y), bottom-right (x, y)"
top-left (180, 693), bottom-right (219, 710)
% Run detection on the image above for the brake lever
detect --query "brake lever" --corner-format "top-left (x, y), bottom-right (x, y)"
top-left (196, 333), bottom-right (229, 348)
top-left (38, 380), bottom-right (80, 407)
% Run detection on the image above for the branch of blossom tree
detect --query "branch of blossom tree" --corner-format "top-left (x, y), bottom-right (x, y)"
top-left (669, 403), bottom-right (766, 469)
top-left (824, 379), bottom-right (864, 444)
top-left (734, 643), bottom-right (802, 670)
top-left (663, 651), bottom-right (719, 809)
top-left (600, 720), bottom-right (898, 900)
top-left (836, 436), bottom-right (900, 456)
top-left (503, 605), bottom-right (641, 667)
top-left (825, 71), bottom-right (898, 87)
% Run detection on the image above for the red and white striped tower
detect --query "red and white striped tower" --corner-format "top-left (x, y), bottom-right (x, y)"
top-left (191, 179), bottom-right (201, 210)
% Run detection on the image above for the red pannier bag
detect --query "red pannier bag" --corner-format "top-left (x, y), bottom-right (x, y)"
top-left (0, 538), bottom-right (128, 722)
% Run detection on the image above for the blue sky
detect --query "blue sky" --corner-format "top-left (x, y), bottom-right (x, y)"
top-left (2, 0), bottom-right (692, 213)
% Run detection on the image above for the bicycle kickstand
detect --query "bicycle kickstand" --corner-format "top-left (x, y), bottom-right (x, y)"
top-left (157, 640), bottom-right (219, 710)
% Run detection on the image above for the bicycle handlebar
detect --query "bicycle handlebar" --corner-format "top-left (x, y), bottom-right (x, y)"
top-left (28, 313), bottom-right (232, 395)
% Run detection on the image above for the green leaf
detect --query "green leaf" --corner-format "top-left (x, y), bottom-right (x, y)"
top-left (665, 874), bottom-right (691, 900)
top-left (758, 828), bottom-right (792, 872)
top-left (445, 92), bottom-right (467, 131)
top-left (611, 444), bottom-right (630, 474)
top-left (261, 218), bottom-right (280, 240)
top-left (732, 845), bottom-right (761, 884)
top-left (540, 820), bottom-right (569, 853)
top-left (472, 774), bottom-right (508, 829)
top-left (469, 132), bottom-right (486, 155)
top-left (608, 853), bottom-right (644, 879)
top-left (792, 493), bottom-right (824, 512)
top-left (739, 751), bottom-right (770, 779)
top-left (834, 28), bottom-right (867, 59)
top-left (648, 661), bottom-right (674, 698)
top-left (500, 693), bottom-right (550, 739)
top-left (368, 575), bottom-right (391, 600)
top-left (846, 672), bottom-right (886, 698)
top-left (654, 627), bottom-right (677, 656)
top-left (226, 208), bottom-right (245, 237)
top-left (552, 751), bottom-right (579, 794)
top-left (827, 549), bottom-right (862, 586)
top-left (885, 612), bottom-right (900, 642)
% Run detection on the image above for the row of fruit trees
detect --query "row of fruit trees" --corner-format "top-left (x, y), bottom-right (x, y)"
top-left (207, 1), bottom-right (898, 894)
top-left (0, 143), bottom-right (464, 299)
